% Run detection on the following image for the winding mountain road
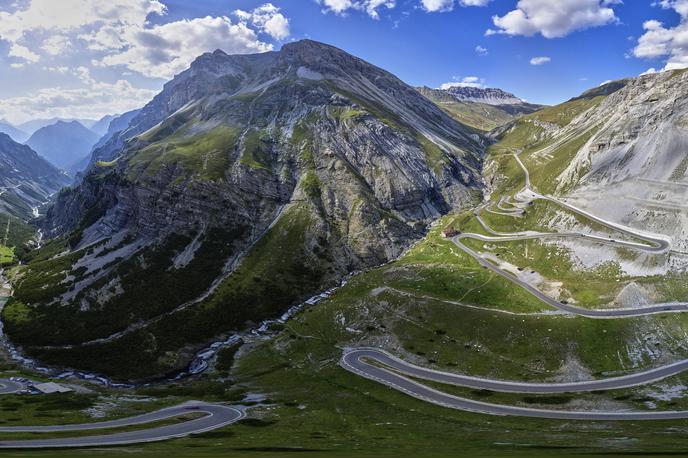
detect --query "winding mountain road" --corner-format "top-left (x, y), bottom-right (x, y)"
top-left (449, 152), bottom-right (684, 318)
top-left (341, 348), bottom-right (688, 420)
top-left (343, 348), bottom-right (688, 394)
top-left (0, 401), bottom-right (244, 449)
top-left (342, 151), bottom-right (688, 419)
top-left (452, 233), bottom-right (688, 318)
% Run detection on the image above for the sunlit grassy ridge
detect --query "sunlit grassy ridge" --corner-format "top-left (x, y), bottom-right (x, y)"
top-left (129, 125), bottom-right (239, 181)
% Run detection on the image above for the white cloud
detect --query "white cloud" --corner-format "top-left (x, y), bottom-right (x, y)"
top-left (633, 2), bottom-right (688, 70)
top-left (420, 0), bottom-right (491, 13)
top-left (440, 76), bottom-right (486, 89)
top-left (421, 0), bottom-right (454, 12)
top-left (488, 0), bottom-right (620, 38)
top-left (0, 71), bottom-right (157, 124)
top-left (530, 56), bottom-right (551, 65)
top-left (42, 35), bottom-right (72, 56)
top-left (8, 43), bottom-right (40, 63)
top-left (0, 0), bottom-right (167, 63)
top-left (654, 0), bottom-right (688, 18)
top-left (0, 1), bottom-right (285, 77)
top-left (43, 66), bottom-right (70, 74)
top-left (0, 1), bottom-right (292, 122)
top-left (318, 0), bottom-right (395, 19)
top-left (461, 0), bottom-right (491, 5)
top-left (234, 4), bottom-right (290, 41)
top-left (97, 16), bottom-right (272, 79)
top-left (475, 45), bottom-right (488, 56)
top-left (640, 67), bottom-right (658, 75)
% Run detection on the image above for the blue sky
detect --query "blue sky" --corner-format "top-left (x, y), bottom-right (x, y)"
top-left (1, 0), bottom-right (687, 123)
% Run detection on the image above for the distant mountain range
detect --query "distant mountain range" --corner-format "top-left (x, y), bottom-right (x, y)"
top-left (17, 117), bottom-right (99, 136)
top-left (89, 115), bottom-right (116, 137)
top-left (0, 120), bottom-right (29, 143)
top-left (417, 86), bottom-right (543, 132)
top-left (440, 86), bottom-right (526, 105)
top-left (25, 120), bottom-right (101, 173)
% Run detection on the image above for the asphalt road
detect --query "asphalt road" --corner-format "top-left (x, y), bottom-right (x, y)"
top-left (0, 401), bottom-right (244, 449)
top-left (343, 348), bottom-right (688, 393)
top-left (341, 348), bottom-right (688, 420)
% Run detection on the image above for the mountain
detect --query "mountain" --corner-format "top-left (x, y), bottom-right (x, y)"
top-left (489, 69), bottom-right (688, 251)
top-left (0, 120), bottom-right (29, 143)
top-left (91, 109), bottom-right (141, 152)
top-left (4, 39), bottom-right (485, 380)
top-left (69, 110), bottom-right (143, 177)
top-left (0, 133), bottom-right (70, 220)
top-left (441, 86), bottom-right (525, 105)
top-left (25, 120), bottom-right (100, 172)
top-left (418, 86), bottom-right (543, 132)
top-left (89, 114), bottom-right (116, 137)
top-left (18, 118), bottom-right (98, 136)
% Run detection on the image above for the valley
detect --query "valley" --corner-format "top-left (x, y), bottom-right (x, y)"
top-left (1, 35), bottom-right (688, 457)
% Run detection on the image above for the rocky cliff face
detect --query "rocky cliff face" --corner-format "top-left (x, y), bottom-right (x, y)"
top-left (0, 133), bottom-right (69, 220)
top-left (7, 40), bottom-right (485, 379)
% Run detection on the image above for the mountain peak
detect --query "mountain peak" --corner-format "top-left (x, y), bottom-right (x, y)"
top-left (440, 86), bottom-right (525, 106)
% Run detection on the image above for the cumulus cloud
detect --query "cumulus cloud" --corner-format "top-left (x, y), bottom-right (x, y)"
top-left (420, 0), bottom-right (491, 13)
top-left (96, 16), bottom-right (272, 79)
top-left (653, 0), bottom-right (688, 18)
top-left (487, 0), bottom-right (620, 38)
top-left (633, 2), bottom-right (688, 70)
top-left (41, 35), bottom-right (72, 56)
top-left (8, 43), bottom-right (40, 63)
top-left (0, 1), bottom-right (285, 76)
top-left (530, 56), bottom-right (551, 65)
top-left (318, 0), bottom-right (396, 19)
top-left (475, 45), bottom-right (488, 56)
top-left (234, 3), bottom-right (290, 40)
top-left (440, 76), bottom-right (486, 89)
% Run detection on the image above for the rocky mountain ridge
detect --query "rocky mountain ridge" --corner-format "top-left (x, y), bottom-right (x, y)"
top-left (440, 86), bottom-right (525, 105)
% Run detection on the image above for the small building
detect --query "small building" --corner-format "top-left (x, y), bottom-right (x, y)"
top-left (442, 227), bottom-right (459, 238)
top-left (33, 382), bottom-right (73, 394)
